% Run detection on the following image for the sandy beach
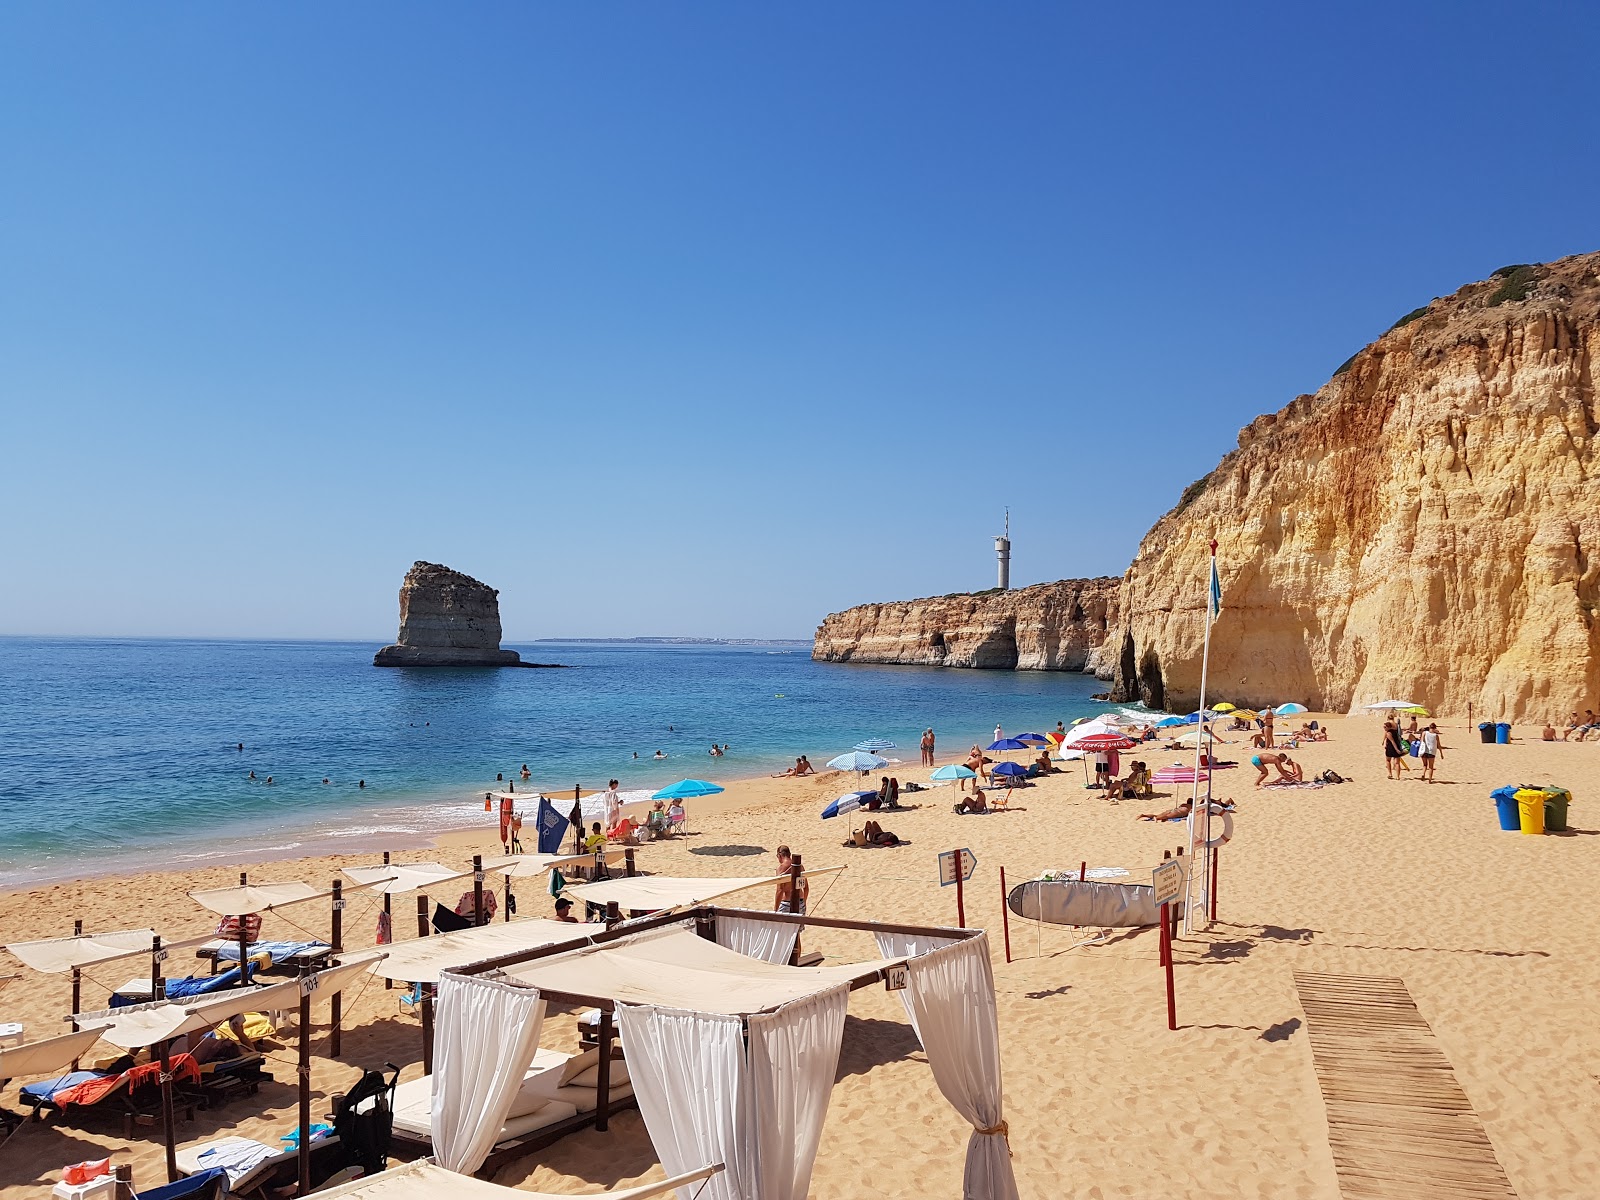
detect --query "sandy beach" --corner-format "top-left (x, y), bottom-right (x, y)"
top-left (4, 715), bottom-right (1598, 1199)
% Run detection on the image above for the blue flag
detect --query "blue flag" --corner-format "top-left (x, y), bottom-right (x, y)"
top-left (535, 796), bottom-right (567, 854)
top-left (1209, 558), bottom-right (1222, 622)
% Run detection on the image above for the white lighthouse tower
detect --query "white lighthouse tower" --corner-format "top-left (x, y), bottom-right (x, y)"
top-left (994, 509), bottom-right (1011, 590)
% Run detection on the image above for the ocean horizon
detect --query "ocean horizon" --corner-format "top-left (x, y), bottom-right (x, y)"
top-left (0, 635), bottom-right (1130, 888)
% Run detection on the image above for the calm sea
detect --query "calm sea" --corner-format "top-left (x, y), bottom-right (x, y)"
top-left (0, 637), bottom-right (1120, 887)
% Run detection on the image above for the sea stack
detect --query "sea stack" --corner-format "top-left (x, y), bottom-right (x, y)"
top-left (373, 561), bottom-right (523, 667)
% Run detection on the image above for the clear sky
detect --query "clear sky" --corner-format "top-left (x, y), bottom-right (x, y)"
top-left (3, 3), bottom-right (1597, 641)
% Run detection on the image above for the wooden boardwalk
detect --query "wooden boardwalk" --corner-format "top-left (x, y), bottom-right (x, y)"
top-left (1293, 971), bottom-right (1517, 1200)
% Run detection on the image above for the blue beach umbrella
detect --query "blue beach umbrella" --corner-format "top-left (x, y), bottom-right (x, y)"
top-left (991, 761), bottom-right (1027, 778)
top-left (986, 738), bottom-right (1029, 752)
top-left (1155, 716), bottom-right (1186, 728)
top-left (652, 779), bottom-right (725, 801)
top-left (821, 790), bottom-right (875, 820)
top-left (826, 751), bottom-right (888, 773)
top-left (1012, 732), bottom-right (1050, 746)
top-left (930, 764), bottom-right (976, 783)
top-left (852, 739), bottom-right (897, 753)
top-left (1275, 703), bottom-right (1308, 715)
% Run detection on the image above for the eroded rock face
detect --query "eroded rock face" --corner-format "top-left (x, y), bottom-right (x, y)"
top-left (373, 561), bottom-right (523, 667)
top-left (1112, 252), bottom-right (1600, 720)
top-left (812, 579), bottom-right (1121, 674)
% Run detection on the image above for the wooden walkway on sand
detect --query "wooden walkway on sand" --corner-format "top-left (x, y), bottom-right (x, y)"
top-left (1293, 971), bottom-right (1517, 1200)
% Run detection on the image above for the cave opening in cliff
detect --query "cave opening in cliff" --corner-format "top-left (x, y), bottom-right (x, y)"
top-left (1138, 647), bottom-right (1166, 710)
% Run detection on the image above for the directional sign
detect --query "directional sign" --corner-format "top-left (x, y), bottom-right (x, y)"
top-left (938, 848), bottom-right (978, 887)
top-left (1151, 859), bottom-right (1184, 906)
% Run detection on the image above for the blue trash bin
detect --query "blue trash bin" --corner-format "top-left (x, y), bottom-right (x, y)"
top-left (1495, 722), bottom-right (1511, 744)
top-left (1491, 786), bottom-right (1521, 831)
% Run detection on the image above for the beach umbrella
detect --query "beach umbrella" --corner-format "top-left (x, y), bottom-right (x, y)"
top-left (986, 737), bottom-right (1029, 751)
top-left (1152, 764), bottom-right (1209, 784)
top-left (1175, 729), bottom-right (1215, 747)
top-left (652, 779), bottom-right (725, 800)
top-left (852, 739), bottom-right (897, 753)
top-left (1403, 706), bottom-right (1430, 717)
top-left (1070, 716), bottom-right (1094, 726)
top-left (1275, 702), bottom-right (1308, 715)
top-left (930, 764), bottom-right (976, 783)
top-left (1059, 721), bottom-right (1123, 749)
top-left (991, 761), bottom-right (1027, 779)
top-left (1013, 732), bottom-right (1050, 746)
top-left (826, 751), bottom-right (888, 774)
top-left (1365, 699), bottom-right (1419, 710)
top-left (1069, 731), bottom-right (1137, 751)
top-left (1155, 716), bottom-right (1186, 728)
top-left (821, 790), bottom-right (875, 820)
top-left (1213, 702), bottom-right (1237, 713)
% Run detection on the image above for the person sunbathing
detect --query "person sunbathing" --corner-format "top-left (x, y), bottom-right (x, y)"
top-left (860, 820), bottom-right (901, 846)
top-left (1138, 799), bottom-right (1192, 822)
top-left (1297, 723), bottom-right (1328, 741)
top-left (1106, 763), bottom-right (1147, 801)
top-left (953, 792), bottom-right (988, 814)
top-left (1033, 751), bottom-right (1054, 774)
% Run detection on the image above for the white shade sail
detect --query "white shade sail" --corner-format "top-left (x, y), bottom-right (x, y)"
top-left (75, 954), bottom-right (382, 1049)
top-left (369, 921), bottom-right (595, 985)
top-left (565, 866), bottom-right (844, 913)
top-left (0, 1027), bottom-right (107, 1080)
top-left (312, 1159), bottom-right (723, 1200)
top-left (502, 927), bottom-right (900, 1016)
top-left (189, 881), bottom-right (321, 916)
top-left (480, 850), bottom-right (627, 878)
top-left (7, 928), bottom-right (157, 974)
top-left (344, 862), bottom-right (472, 895)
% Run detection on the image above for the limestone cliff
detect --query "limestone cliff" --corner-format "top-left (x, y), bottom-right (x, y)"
top-left (1112, 252), bottom-right (1600, 720)
top-left (812, 579), bottom-right (1121, 673)
top-left (374, 562), bottom-right (523, 667)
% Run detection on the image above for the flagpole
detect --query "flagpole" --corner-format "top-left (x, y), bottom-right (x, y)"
top-left (1185, 538), bottom-right (1218, 934)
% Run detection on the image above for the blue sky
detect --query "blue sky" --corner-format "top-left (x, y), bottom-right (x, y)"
top-left (3, 3), bottom-right (1596, 640)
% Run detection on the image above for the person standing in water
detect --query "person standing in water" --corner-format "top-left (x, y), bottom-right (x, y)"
top-left (920, 728), bottom-right (935, 766)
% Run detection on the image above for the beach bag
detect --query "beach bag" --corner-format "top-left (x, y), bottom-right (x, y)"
top-left (1320, 770), bottom-right (1344, 784)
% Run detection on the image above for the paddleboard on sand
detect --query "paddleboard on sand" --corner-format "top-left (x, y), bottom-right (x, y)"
top-left (1007, 879), bottom-right (1159, 928)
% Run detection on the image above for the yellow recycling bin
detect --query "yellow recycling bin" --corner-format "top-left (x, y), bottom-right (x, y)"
top-left (1513, 788), bottom-right (1546, 835)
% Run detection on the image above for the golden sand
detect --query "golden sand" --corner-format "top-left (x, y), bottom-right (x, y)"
top-left (3, 716), bottom-right (1598, 1198)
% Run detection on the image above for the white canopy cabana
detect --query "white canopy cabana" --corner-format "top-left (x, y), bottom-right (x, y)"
top-left (564, 866), bottom-right (844, 912)
top-left (344, 862), bottom-right (472, 895)
top-left (76, 954), bottom-right (382, 1050)
top-left (0, 1027), bottom-right (105, 1081)
top-left (481, 851), bottom-right (627, 878)
top-left (315, 1158), bottom-right (723, 1200)
top-left (434, 912), bottom-right (1016, 1198)
top-left (6, 928), bottom-right (177, 973)
top-left (370, 921), bottom-right (595, 985)
top-left (189, 881), bottom-right (321, 916)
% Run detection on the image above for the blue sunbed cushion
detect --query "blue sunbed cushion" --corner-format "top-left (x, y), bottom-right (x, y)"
top-left (21, 1070), bottom-right (103, 1100)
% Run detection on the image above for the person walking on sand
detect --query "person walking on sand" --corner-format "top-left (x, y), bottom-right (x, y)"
top-left (1261, 708), bottom-right (1275, 748)
top-left (1382, 717), bottom-right (1404, 779)
top-left (921, 728), bottom-right (935, 767)
top-left (1420, 723), bottom-right (1444, 782)
top-left (994, 723), bottom-right (1003, 743)
top-left (603, 779), bottom-right (622, 834)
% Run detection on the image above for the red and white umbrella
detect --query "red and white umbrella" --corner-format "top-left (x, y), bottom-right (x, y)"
top-left (1151, 764), bottom-right (1209, 785)
top-left (1068, 731), bottom-right (1137, 752)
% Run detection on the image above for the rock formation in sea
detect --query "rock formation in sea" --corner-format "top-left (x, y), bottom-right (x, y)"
top-left (811, 579), bottom-right (1121, 674)
top-left (1110, 252), bottom-right (1600, 720)
top-left (373, 561), bottom-right (523, 667)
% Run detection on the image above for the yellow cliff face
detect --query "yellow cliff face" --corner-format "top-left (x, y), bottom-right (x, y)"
top-left (812, 578), bottom-right (1121, 673)
top-left (1113, 252), bottom-right (1600, 720)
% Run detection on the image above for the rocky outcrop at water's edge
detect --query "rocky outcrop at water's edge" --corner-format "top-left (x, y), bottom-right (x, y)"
top-left (374, 561), bottom-right (524, 667)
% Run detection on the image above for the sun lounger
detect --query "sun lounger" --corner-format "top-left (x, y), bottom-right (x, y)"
top-left (112, 962), bottom-right (260, 1007)
top-left (133, 1166), bottom-right (230, 1200)
top-left (20, 1059), bottom-right (198, 1138)
top-left (387, 1047), bottom-right (634, 1175)
top-left (176, 1135), bottom-right (339, 1197)
top-left (196, 939), bottom-right (333, 975)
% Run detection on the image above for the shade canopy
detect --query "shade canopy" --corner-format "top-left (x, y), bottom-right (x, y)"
top-left (1175, 730), bottom-right (1216, 747)
top-left (6, 928), bottom-right (158, 974)
top-left (985, 738), bottom-right (1028, 751)
top-left (1067, 731), bottom-right (1136, 751)
top-left (1365, 699), bottom-right (1420, 710)
top-left (990, 762), bottom-right (1027, 777)
top-left (1274, 702), bottom-right (1308, 715)
top-left (76, 954), bottom-right (381, 1049)
top-left (344, 862), bottom-right (472, 895)
top-left (825, 752), bottom-right (887, 772)
top-left (929, 764), bottom-right (976, 781)
top-left (1011, 733), bottom-right (1050, 746)
top-left (851, 739), bottom-right (897, 752)
top-left (188, 881), bottom-right (321, 916)
top-left (370, 921), bottom-right (593, 984)
top-left (650, 779), bottom-right (725, 800)
top-left (1212, 703), bottom-right (1237, 712)
top-left (1151, 765), bottom-right (1209, 784)
top-left (1059, 720), bottom-right (1126, 748)
top-left (312, 1159), bottom-right (724, 1200)
top-left (501, 926), bottom-right (901, 1015)
top-left (1154, 716), bottom-right (1186, 728)
top-left (0, 1027), bottom-right (107, 1081)
top-left (563, 874), bottom-right (788, 911)
top-left (481, 851), bottom-right (625, 879)
top-left (821, 791), bottom-right (873, 820)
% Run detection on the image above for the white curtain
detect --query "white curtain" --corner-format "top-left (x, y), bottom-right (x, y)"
top-left (617, 987), bottom-right (847, 1200)
top-left (431, 972), bottom-right (546, 1175)
top-left (873, 930), bottom-right (957, 1039)
top-left (616, 1005), bottom-right (748, 1200)
top-left (747, 984), bottom-right (848, 1200)
top-left (715, 912), bottom-right (799, 966)
top-left (896, 936), bottom-right (1018, 1200)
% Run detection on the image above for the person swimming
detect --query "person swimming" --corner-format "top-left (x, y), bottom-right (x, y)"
top-left (654, 750), bottom-right (666, 759)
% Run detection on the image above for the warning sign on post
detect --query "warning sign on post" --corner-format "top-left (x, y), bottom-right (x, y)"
top-left (1151, 860), bottom-right (1184, 907)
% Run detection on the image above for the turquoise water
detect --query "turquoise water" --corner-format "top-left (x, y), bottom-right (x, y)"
top-left (0, 637), bottom-right (1118, 886)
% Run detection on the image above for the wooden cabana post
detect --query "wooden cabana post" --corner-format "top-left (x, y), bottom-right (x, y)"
top-left (297, 962), bottom-right (313, 1197)
top-left (330, 879), bottom-right (344, 1058)
top-left (70, 919), bottom-right (84, 1068)
top-left (156, 977), bottom-right (178, 1184)
top-left (382, 852), bottom-right (393, 989)
top-left (416, 895), bottom-right (434, 1074)
top-left (595, 1009), bottom-right (614, 1131)
top-left (473, 855), bottom-right (485, 927)
top-left (150, 934), bottom-right (163, 1000)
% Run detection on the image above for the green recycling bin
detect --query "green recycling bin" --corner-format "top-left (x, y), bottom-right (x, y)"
top-left (1543, 786), bottom-right (1571, 832)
